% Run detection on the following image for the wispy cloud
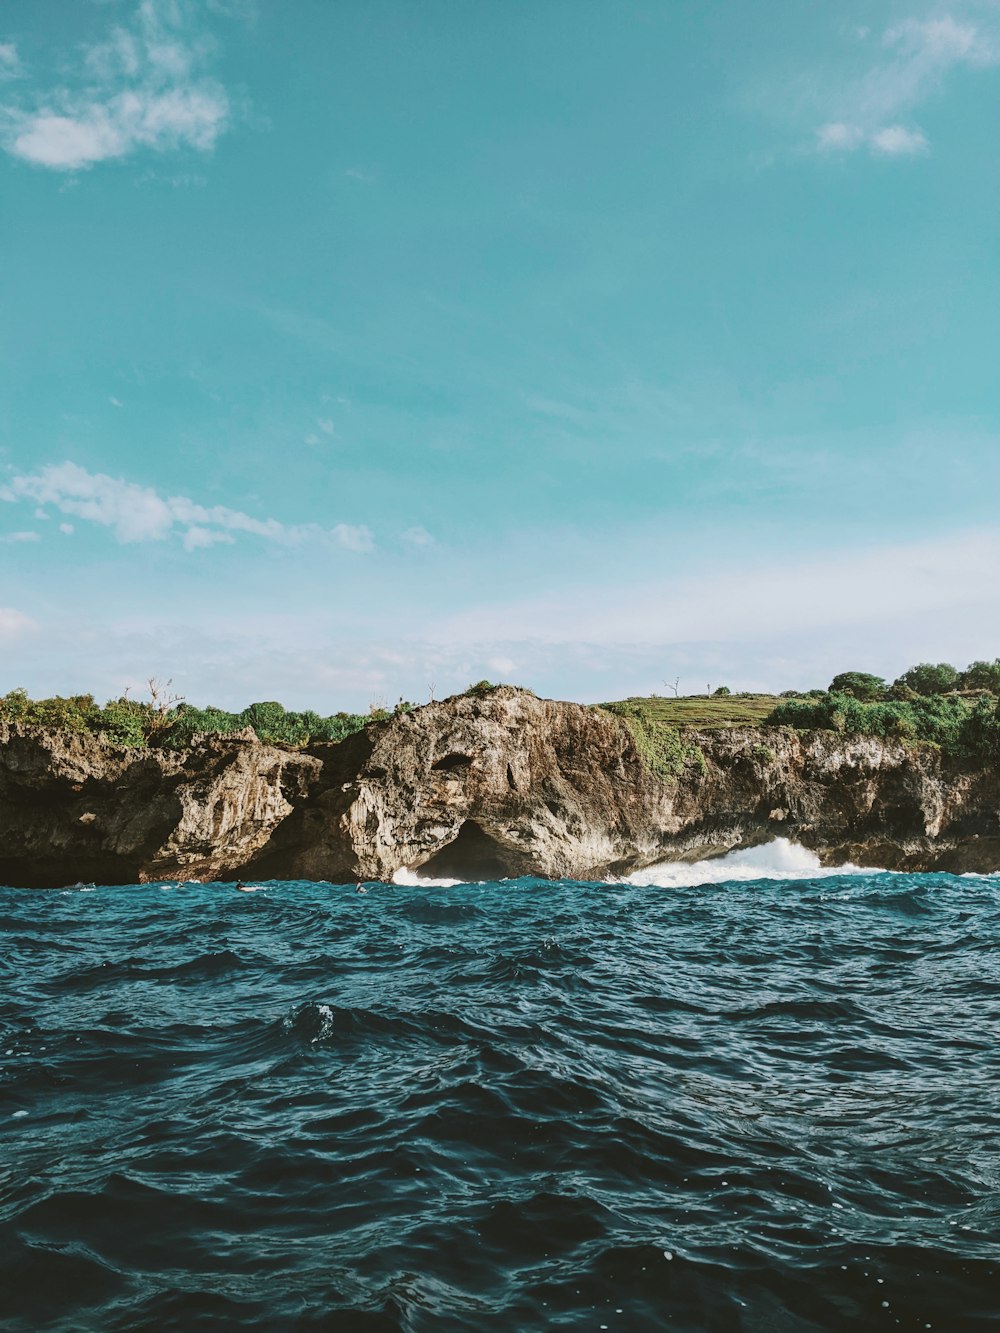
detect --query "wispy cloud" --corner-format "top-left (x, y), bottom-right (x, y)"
top-left (1, 0), bottom-right (231, 170)
top-left (331, 522), bottom-right (374, 553)
top-left (0, 43), bottom-right (21, 79)
top-left (814, 12), bottom-right (998, 157)
top-left (869, 123), bottom-right (929, 155)
top-left (1, 461), bottom-right (374, 553)
top-left (401, 525), bottom-right (435, 548)
top-left (1, 530), bottom-right (40, 543)
top-left (0, 607), bottom-right (36, 643)
top-left (429, 529), bottom-right (1000, 647)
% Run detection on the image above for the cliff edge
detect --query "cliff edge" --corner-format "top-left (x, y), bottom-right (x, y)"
top-left (2, 687), bottom-right (998, 887)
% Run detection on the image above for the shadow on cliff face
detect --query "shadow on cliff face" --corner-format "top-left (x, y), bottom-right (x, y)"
top-left (418, 820), bottom-right (524, 881)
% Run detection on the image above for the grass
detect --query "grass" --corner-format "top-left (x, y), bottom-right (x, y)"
top-left (599, 694), bottom-right (782, 730)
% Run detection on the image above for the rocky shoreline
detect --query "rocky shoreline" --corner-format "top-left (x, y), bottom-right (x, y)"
top-left (2, 686), bottom-right (998, 888)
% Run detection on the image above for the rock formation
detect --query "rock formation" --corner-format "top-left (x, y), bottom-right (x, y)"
top-left (2, 687), bottom-right (999, 888)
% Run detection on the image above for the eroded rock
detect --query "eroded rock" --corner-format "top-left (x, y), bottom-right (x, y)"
top-left (2, 687), bottom-right (999, 887)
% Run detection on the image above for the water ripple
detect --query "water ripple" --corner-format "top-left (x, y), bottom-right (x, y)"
top-left (2, 865), bottom-right (999, 1328)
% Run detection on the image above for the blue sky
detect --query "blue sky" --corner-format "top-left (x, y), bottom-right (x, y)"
top-left (2, 0), bottom-right (1000, 710)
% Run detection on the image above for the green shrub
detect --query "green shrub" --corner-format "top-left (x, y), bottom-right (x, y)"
top-left (0, 689), bottom-right (98, 732)
top-left (957, 695), bottom-right (1000, 763)
top-left (601, 701), bottom-right (703, 781)
top-left (465, 680), bottom-right (498, 698)
top-left (893, 662), bottom-right (959, 696)
top-left (959, 660), bottom-right (1000, 692)
top-left (767, 690), bottom-right (997, 761)
top-left (829, 671), bottom-right (886, 701)
top-left (91, 697), bottom-right (151, 747)
top-left (713, 686), bottom-right (731, 696)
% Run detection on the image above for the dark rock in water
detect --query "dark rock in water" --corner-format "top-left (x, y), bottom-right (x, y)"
top-left (2, 686), bottom-right (999, 887)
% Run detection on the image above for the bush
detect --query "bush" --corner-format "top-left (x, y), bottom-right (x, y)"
top-left (767, 690), bottom-right (986, 758)
top-left (957, 695), bottom-right (1000, 762)
top-left (92, 697), bottom-right (151, 748)
top-left (713, 686), bottom-right (731, 696)
top-left (893, 662), bottom-right (959, 696)
top-left (601, 701), bottom-right (703, 781)
top-left (959, 659), bottom-right (1000, 693)
top-left (465, 680), bottom-right (498, 698)
top-left (0, 689), bottom-right (98, 732)
top-left (829, 671), bottom-right (886, 701)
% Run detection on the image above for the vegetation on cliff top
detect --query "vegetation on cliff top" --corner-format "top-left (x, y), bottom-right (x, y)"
top-left (0, 679), bottom-right (505, 750)
top-left (4, 659), bottom-right (1000, 766)
top-left (0, 687), bottom-right (378, 750)
top-left (598, 658), bottom-right (1000, 773)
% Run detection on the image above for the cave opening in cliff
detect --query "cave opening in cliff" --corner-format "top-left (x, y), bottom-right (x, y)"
top-left (419, 820), bottom-right (515, 881)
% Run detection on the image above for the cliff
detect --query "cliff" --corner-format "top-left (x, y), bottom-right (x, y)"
top-left (2, 687), bottom-right (999, 888)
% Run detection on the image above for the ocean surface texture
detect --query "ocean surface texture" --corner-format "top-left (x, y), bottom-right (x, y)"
top-left (2, 842), bottom-right (998, 1331)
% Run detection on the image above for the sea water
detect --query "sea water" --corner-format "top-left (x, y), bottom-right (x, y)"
top-left (2, 842), bottom-right (998, 1330)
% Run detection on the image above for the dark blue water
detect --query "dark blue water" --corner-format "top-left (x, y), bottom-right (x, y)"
top-left (2, 868), bottom-right (999, 1331)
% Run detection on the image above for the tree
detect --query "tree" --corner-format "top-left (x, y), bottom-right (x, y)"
top-left (893, 662), bottom-right (959, 696)
top-left (828, 671), bottom-right (886, 701)
top-left (959, 659), bottom-right (1000, 693)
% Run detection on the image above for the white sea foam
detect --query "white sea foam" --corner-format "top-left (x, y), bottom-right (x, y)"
top-left (625, 838), bottom-right (872, 888)
top-left (391, 867), bottom-right (464, 888)
top-left (392, 837), bottom-right (874, 889)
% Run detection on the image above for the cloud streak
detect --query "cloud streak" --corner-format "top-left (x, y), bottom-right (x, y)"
top-left (814, 12), bottom-right (998, 158)
top-left (1, 0), bottom-right (231, 170)
top-left (1, 461), bottom-right (373, 553)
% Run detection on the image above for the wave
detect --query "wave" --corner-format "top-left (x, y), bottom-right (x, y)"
top-left (625, 837), bottom-right (873, 887)
top-left (394, 837), bottom-right (872, 889)
top-left (391, 866), bottom-right (465, 888)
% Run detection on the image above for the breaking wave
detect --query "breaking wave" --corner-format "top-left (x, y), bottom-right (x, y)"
top-left (626, 836), bottom-right (872, 886)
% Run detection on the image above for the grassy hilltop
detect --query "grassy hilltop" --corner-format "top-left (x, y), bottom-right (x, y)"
top-left (600, 693), bottom-right (781, 730)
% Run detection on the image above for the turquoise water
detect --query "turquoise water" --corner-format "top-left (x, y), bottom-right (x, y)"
top-left (2, 861), bottom-right (999, 1329)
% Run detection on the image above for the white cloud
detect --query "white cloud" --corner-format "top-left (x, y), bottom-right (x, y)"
top-left (59, 522), bottom-right (74, 535)
top-left (110, 396), bottom-right (123, 408)
top-left (0, 43), bottom-right (20, 78)
top-left (304, 433), bottom-right (320, 446)
top-left (870, 123), bottom-right (928, 155)
top-left (317, 418), bottom-right (335, 435)
top-left (1, 530), bottom-right (40, 543)
top-left (0, 607), bottom-right (35, 643)
top-left (813, 10), bottom-right (999, 159)
top-left (331, 523), bottom-right (374, 553)
top-left (4, 461), bottom-right (375, 553)
top-left (818, 120), bottom-right (928, 156)
top-left (1, 1), bottom-right (231, 170)
top-left (401, 525), bottom-right (435, 548)
top-left (816, 121), bottom-right (866, 151)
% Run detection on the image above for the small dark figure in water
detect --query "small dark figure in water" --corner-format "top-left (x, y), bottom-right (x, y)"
top-left (355, 884), bottom-right (368, 895)
top-left (235, 881), bottom-right (245, 891)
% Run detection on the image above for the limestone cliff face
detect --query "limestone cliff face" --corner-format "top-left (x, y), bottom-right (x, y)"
top-left (0, 723), bottom-right (318, 888)
top-left (2, 688), bottom-right (999, 888)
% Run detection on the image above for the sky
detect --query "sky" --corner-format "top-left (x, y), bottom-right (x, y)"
top-left (2, 0), bottom-right (1000, 711)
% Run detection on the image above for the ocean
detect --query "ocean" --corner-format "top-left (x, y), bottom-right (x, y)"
top-left (2, 841), bottom-right (998, 1330)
